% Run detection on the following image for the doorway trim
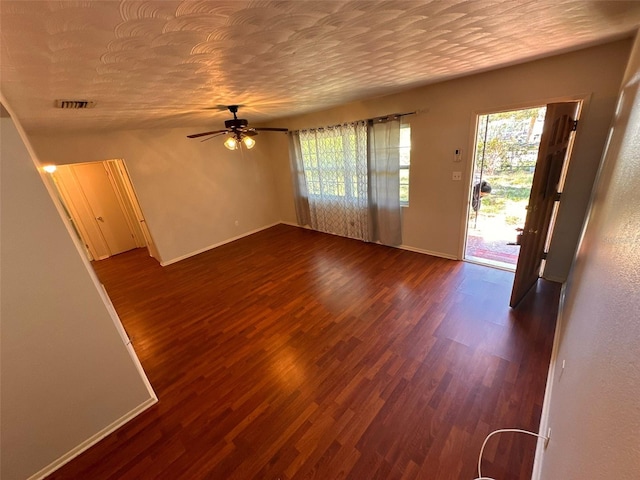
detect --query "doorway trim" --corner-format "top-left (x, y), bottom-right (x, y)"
top-left (457, 93), bottom-right (593, 264)
top-left (48, 158), bottom-right (159, 262)
top-left (463, 104), bottom-right (548, 271)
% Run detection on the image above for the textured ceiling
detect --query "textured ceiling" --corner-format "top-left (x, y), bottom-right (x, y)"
top-left (1, 0), bottom-right (639, 133)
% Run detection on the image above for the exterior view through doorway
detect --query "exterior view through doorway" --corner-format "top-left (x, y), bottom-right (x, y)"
top-left (464, 106), bottom-right (546, 270)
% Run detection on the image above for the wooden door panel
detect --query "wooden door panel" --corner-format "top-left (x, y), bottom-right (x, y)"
top-left (54, 166), bottom-right (111, 260)
top-left (510, 102), bottom-right (579, 307)
top-left (74, 163), bottom-right (138, 256)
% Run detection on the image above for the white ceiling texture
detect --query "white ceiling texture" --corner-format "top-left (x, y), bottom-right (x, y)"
top-left (1, 1), bottom-right (640, 133)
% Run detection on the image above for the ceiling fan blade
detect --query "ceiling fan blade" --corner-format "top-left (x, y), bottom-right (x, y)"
top-left (254, 127), bottom-right (289, 132)
top-left (244, 129), bottom-right (258, 136)
top-left (187, 129), bottom-right (229, 138)
top-left (200, 132), bottom-right (229, 143)
top-left (205, 104), bottom-right (246, 111)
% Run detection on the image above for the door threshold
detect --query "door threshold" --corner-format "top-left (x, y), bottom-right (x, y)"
top-left (464, 257), bottom-right (516, 272)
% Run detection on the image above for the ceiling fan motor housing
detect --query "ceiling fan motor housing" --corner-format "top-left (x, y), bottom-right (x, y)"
top-left (225, 118), bottom-right (248, 129)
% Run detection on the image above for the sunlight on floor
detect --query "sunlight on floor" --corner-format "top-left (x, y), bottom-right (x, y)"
top-left (466, 214), bottom-right (520, 269)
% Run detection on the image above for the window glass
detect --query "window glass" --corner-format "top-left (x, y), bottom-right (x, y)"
top-left (399, 124), bottom-right (411, 204)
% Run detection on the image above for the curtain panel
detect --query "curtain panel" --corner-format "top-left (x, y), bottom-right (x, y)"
top-left (288, 131), bottom-right (311, 226)
top-left (289, 118), bottom-right (403, 246)
top-left (368, 118), bottom-right (402, 246)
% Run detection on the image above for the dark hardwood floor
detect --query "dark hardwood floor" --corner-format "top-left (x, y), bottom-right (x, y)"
top-left (47, 224), bottom-right (560, 480)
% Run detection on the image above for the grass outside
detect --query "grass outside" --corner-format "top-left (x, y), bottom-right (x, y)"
top-left (468, 106), bottom-right (543, 268)
top-left (474, 169), bottom-right (533, 226)
top-left (466, 169), bottom-right (533, 268)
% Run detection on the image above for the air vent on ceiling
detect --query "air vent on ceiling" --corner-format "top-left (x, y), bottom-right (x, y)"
top-left (54, 99), bottom-right (96, 109)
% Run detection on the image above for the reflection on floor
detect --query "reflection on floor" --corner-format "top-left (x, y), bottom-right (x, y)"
top-left (49, 225), bottom-right (559, 480)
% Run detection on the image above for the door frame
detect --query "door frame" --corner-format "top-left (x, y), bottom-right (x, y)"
top-left (462, 103), bottom-right (547, 271)
top-left (111, 159), bottom-right (161, 260)
top-left (457, 93), bottom-right (592, 266)
top-left (47, 158), bottom-right (158, 262)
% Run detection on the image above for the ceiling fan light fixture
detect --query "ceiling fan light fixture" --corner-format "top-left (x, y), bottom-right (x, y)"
top-left (242, 136), bottom-right (256, 149)
top-left (224, 136), bottom-right (238, 150)
top-left (187, 105), bottom-right (288, 148)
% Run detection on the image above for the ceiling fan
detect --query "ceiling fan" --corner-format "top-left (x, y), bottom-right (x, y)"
top-left (187, 105), bottom-right (288, 150)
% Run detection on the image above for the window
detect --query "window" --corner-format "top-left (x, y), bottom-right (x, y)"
top-left (298, 123), bottom-right (368, 200)
top-left (399, 124), bottom-right (411, 204)
top-left (290, 118), bottom-right (404, 245)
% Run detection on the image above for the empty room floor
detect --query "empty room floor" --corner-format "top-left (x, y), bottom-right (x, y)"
top-left (47, 224), bottom-right (560, 480)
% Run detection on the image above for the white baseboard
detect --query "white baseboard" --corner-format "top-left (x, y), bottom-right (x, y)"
top-left (27, 396), bottom-right (158, 480)
top-left (531, 282), bottom-right (567, 479)
top-left (160, 223), bottom-right (458, 267)
top-left (279, 220), bottom-right (302, 228)
top-left (97, 283), bottom-right (157, 401)
top-left (276, 225), bottom-right (460, 261)
top-left (397, 244), bottom-right (458, 260)
top-left (160, 222), bottom-right (282, 266)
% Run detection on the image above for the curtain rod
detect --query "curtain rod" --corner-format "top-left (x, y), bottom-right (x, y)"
top-left (369, 111), bottom-right (416, 123)
top-left (295, 111), bottom-right (417, 133)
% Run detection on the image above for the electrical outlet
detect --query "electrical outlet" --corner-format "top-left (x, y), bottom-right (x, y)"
top-left (452, 171), bottom-right (462, 181)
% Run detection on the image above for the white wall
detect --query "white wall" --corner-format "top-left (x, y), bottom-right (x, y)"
top-left (29, 127), bottom-right (282, 264)
top-left (535, 33), bottom-right (640, 479)
top-left (26, 41), bottom-right (631, 277)
top-left (267, 39), bottom-right (632, 279)
top-left (0, 101), bottom-right (156, 480)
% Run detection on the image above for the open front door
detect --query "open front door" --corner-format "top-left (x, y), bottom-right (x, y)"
top-left (510, 102), bottom-right (580, 307)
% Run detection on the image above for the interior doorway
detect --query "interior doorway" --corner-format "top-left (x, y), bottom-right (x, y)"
top-left (464, 106), bottom-right (547, 270)
top-left (47, 159), bottom-right (159, 261)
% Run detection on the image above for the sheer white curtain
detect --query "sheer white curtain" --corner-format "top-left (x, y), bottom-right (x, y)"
top-left (295, 122), bottom-right (369, 240)
top-left (288, 118), bottom-right (403, 246)
top-left (368, 118), bottom-right (402, 246)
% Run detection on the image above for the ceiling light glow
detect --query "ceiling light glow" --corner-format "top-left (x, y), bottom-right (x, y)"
top-left (224, 136), bottom-right (238, 150)
top-left (242, 136), bottom-right (256, 149)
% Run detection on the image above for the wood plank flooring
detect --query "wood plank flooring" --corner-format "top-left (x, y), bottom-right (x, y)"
top-left (46, 224), bottom-right (560, 480)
